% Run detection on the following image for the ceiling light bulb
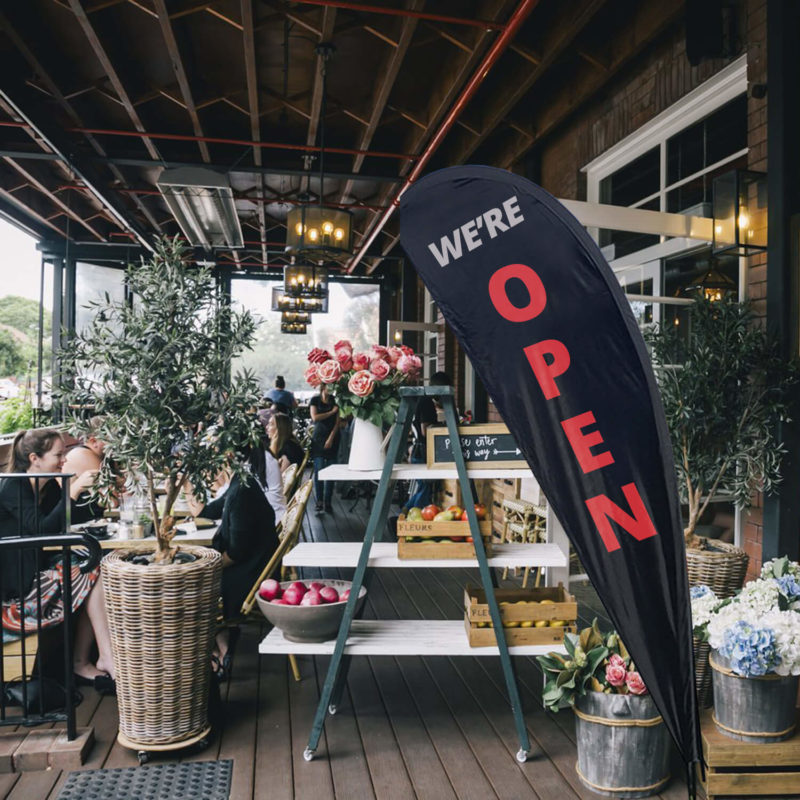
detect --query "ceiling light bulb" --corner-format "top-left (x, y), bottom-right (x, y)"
top-left (334, 228), bottom-right (344, 241)
top-left (322, 221), bottom-right (334, 234)
top-left (295, 222), bottom-right (304, 235)
top-left (738, 212), bottom-right (749, 229)
top-left (308, 228), bottom-right (319, 241)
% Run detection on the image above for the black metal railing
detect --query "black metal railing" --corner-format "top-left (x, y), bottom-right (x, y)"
top-left (0, 473), bottom-right (102, 740)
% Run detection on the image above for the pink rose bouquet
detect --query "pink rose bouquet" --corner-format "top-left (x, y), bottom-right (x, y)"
top-left (305, 339), bottom-right (421, 425)
top-left (537, 620), bottom-right (649, 711)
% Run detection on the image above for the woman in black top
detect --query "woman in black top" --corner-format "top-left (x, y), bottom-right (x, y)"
top-left (187, 444), bottom-right (278, 678)
top-left (0, 429), bottom-right (116, 688)
top-left (309, 386), bottom-right (339, 514)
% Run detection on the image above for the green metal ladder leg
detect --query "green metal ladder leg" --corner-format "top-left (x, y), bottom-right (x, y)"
top-left (304, 393), bottom-right (417, 761)
top-left (441, 394), bottom-right (532, 763)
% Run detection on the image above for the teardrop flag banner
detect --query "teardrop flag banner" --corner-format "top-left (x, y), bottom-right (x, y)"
top-left (399, 165), bottom-right (701, 777)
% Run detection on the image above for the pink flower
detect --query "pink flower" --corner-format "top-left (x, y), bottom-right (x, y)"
top-left (397, 354), bottom-right (422, 375)
top-left (318, 359), bottom-right (342, 384)
top-left (304, 365), bottom-right (321, 387)
top-left (370, 345), bottom-right (390, 362)
top-left (386, 346), bottom-right (403, 367)
top-left (608, 653), bottom-right (626, 669)
top-left (605, 663), bottom-right (627, 688)
top-left (334, 339), bottom-right (353, 355)
top-left (336, 350), bottom-right (353, 372)
top-left (370, 358), bottom-right (391, 380)
top-left (399, 345), bottom-right (414, 356)
top-left (308, 347), bottom-right (332, 365)
top-left (348, 370), bottom-right (375, 398)
top-left (352, 352), bottom-right (370, 371)
top-left (625, 671), bottom-right (647, 695)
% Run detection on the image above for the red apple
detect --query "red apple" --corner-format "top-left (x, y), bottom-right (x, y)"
top-left (447, 505), bottom-right (463, 519)
top-left (300, 591), bottom-right (322, 606)
top-left (474, 503), bottom-right (487, 520)
top-left (270, 598), bottom-right (288, 605)
top-left (319, 586), bottom-right (340, 604)
top-left (258, 578), bottom-right (282, 601)
top-left (421, 504), bottom-right (441, 521)
top-left (309, 581), bottom-right (325, 592)
top-left (282, 587), bottom-right (304, 605)
top-left (340, 589), bottom-right (351, 602)
top-left (288, 581), bottom-right (308, 596)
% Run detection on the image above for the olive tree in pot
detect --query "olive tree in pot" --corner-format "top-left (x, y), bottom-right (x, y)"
top-left (57, 237), bottom-right (261, 757)
top-left (646, 297), bottom-right (798, 557)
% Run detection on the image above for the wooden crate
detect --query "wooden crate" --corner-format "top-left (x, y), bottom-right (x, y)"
top-left (699, 709), bottom-right (800, 800)
top-left (464, 583), bottom-right (576, 647)
top-left (396, 514), bottom-right (492, 560)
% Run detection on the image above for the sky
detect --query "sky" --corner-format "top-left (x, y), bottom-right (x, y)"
top-left (0, 217), bottom-right (49, 306)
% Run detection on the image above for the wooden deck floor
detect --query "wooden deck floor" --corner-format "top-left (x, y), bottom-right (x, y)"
top-left (0, 488), bottom-right (695, 800)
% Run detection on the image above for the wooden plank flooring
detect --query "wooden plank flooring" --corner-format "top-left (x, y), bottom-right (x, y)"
top-left (1, 484), bottom-right (697, 799)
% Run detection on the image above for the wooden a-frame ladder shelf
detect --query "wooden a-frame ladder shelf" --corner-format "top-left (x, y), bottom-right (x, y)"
top-left (258, 386), bottom-right (569, 764)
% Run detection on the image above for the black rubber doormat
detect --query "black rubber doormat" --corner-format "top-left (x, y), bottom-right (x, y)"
top-left (57, 760), bottom-right (233, 800)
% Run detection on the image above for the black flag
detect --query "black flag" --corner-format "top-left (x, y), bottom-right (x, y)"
top-left (400, 166), bottom-right (700, 773)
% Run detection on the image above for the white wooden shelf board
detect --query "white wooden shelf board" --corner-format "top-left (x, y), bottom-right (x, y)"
top-left (318, 464), bottom-right (534, 481)
top-left (258, 619), bottom-right (564, 656)
top-left (283, 542), bottom-right (567, 569)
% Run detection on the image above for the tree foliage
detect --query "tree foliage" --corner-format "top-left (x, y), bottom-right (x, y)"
top-left (646, 297), bottom-right (799, 542)
top-left (57, 237), bottom-right (262, 562)
top-left (0, 329), bottom-right (25, 377)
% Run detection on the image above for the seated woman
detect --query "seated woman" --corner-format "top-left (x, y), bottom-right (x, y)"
top-left (267, 412), bottom-right (305, 473)
top-left (0, 428), bottom-right (116, 691)
top-left (186, 444), bottom-right (278, 680)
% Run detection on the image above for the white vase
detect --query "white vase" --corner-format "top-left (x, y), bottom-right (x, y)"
top-left (348, 417), bottom-right (385, 471)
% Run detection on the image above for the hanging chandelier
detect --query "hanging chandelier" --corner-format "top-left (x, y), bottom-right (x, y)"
top-left (284, 43), bottom-right (353, 260)
top-left (281, 311), bottom-right (312, 325)
top-left (281, 321), bottom-right (308, 334)
top-left (271, 285), bottom-right (329, 314)
top-left (283, 264), bottom-right (328, 299)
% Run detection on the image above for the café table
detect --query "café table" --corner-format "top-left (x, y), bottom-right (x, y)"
top-left (68, 520), bottom-right (219, 550)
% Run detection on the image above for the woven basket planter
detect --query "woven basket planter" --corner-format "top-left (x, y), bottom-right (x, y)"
top-left (102, 546), bottom-right (222, 747)
top-left (686, 540), bottom-right (748, 711)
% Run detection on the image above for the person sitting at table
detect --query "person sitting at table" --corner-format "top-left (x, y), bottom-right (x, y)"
top-left (63, 416), bottom-right (106, 475)
top-left (186, 443), bottom-right (278, 681)
top-left (0, 428), bottom-right (116, 692)
top-left (266, 412), bottom-right (305, 473)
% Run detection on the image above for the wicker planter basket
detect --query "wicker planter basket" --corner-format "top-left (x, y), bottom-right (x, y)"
top-left (102, 546), bottom-right (222, 747)
top-left (686, 540), bottom-right (749, 599)
top-left (686, 540), bottom-right (748, 711)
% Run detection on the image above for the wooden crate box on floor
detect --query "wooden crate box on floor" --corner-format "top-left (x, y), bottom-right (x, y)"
top-left (699, 709), bottom-right (800, 800)
top-left (464, 584), bottom-right (577, 647)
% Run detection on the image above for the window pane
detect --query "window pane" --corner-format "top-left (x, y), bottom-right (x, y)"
top-left (231, 279), bottom-right (380, 400)
top-left (599, 147), bottom-right (659, 207)
top-left (599, 197), bottom-right (660, 259)
top-left (75, 262), bottom-right (125, 333)
top-left (666, 152), bottom-right (748, 213)
top-left (667, 94), bottom-right (747, 185)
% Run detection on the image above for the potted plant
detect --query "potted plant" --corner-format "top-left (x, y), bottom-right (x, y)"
top-left (304, 339), bottom-right (421, 470)
top-left (702, 557), bottom-right (800, 743)
top-left (57, 237), bottom-right (262, 758)
top-left (689, 585), bottom-right (723, 709)
top-left (646, 297), bottom-right (799, 594)
top-left (537, 621), bottom-right (671, 797)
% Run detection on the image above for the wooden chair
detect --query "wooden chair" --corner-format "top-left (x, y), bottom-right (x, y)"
top-left (240, 478), bottom-right (313, 681)
top-left (287, 449), bottom-right (310, 500)
top-left (281, 463), bottom-right (299, 500)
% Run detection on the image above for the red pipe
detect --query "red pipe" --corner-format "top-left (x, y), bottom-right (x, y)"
top-left (296, 1), bottom-right (504, 30)
top-left (346, 0), bottom-right (540, 273)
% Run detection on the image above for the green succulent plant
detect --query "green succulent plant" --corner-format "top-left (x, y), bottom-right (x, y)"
top-left (536, 620), bottom-right (633, 712)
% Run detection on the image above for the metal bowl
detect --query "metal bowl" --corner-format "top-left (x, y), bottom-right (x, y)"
top-left (255, 579), bottom-right (367, 643)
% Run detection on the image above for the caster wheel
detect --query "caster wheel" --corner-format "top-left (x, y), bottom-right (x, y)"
top-left (328, 704), bottom-right (337, 715)
top-left (303, 747), bottom-right (315, 762)
top-left (515, 748), bottom-right (528, 764)
top-left (137, 751), bottom-right (150, 766)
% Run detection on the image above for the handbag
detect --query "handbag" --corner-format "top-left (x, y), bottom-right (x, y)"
top-left (3, 677), bottom-right (82, 715)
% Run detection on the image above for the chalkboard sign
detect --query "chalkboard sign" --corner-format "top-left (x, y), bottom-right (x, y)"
top-left (426, 423), bottom-right (527, 469)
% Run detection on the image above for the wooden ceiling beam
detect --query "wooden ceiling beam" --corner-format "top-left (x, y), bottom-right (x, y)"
top-left (241, 0), bottom-right (267, 265)
top-left (422, 21), bottom-right (473, 55)
top-left (152, 0), bottom-right (211, 162)
top-left (0, 8), bottom-right (160, 237)
top-left (260, 1), bottom-right (322, 37)
top-left (496, 1), bottom-right (684, 171)
top-left (206, 7), bottom-right (243, 30)
top-left (0, 185), bottom-right (68, 238)
top-left (305, 9), bottom-right (338, 151)
top-left (362, 25), bottom-right (398, 48)
top-left (261, 87), bottom-right (311, 121)
top-left (447, 0), bottom-right (607, 166)
top-left (68, 0), bottom-right (163, 161)
top-left (3, 157), bottom-right (106, 240)
top-left (338, 0), bottom-right (421, 204)
top-left (125, 0), bottom-right (158, 20)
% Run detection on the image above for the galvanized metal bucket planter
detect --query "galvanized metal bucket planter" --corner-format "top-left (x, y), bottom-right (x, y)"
top-left (574, 691), bottom-right (671, 798)
top-left (710, 650), bottom-right (799, 743)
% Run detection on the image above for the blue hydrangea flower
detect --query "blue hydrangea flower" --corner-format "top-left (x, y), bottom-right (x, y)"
top-left (719, 621), bottom-right (781, 677)
top-left (690, 585), bottom-right (712, 600)
top-left (775, 574), bottom-right (800, 602)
